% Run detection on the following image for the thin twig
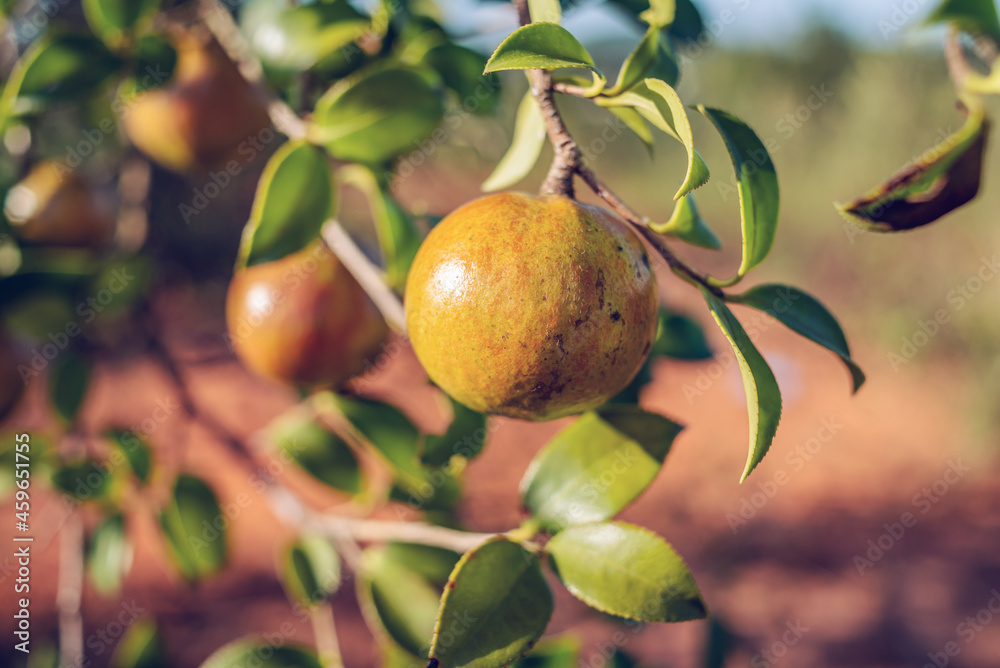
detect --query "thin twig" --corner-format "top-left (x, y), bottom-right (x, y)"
top-left (531, 69), bottom-right (580, 197)
top-left (552, 81), bottom-right (592, 97)
top-left (313, 517), bottom-right (495, 554)
top-left (311, 603), bottom-right (345, 668)
top-left (320, 220), bottom-right (407, 332)
top-left (944, 29), bottom-right (975, 92)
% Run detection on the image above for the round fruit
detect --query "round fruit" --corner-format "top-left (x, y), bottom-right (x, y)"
top-left (4, 161), bottom-right (115, 247)
top-left (226, 242), bottom-right (389, 388)
top-left (405, 192), bottom-right (658, 421)
top-left (122, 30), bottom-right (270, 173)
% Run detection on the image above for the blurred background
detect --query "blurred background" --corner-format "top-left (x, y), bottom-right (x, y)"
top-left (2, 0), bottom-right (1000, 666)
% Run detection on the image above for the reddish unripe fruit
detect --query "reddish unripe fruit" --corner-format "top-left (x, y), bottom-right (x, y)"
top-left (405, 192), bottom-right (658, 421)
top-left (226, 243), bottom-right (390, 388)
top-left (4, 162), bottom-right (115, 247)
top-left (123, 30), bottom-right (271, 173)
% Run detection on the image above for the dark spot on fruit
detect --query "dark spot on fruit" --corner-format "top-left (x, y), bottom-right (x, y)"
top-left (643, 340), bottom-right (651, 354)
top-left (617, 245), bottom-right (623, 251)
top-left (542, 295), bottom-right (547, 301)
top-left (641, 253), bottom-right (650, 270)
top-left (595, 269), bottom-right (606, 309)
top-left (611, 311), bottom-right (621, 322)
top-left (574, 318), bottom-right (583, 327)
top-left (554, 333), bottom-right (567, 354)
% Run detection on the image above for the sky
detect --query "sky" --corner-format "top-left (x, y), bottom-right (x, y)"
top-left (450, 0), bottom-right (949, 50)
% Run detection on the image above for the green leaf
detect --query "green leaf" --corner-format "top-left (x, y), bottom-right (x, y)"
top-left (339, 165), bottom-right (421, 291)
top-left (49, 352), bottom-right (91, 423)
top-left (238, 141), bottom-right (334, 268)
top-left (430, 537), bottom-right (553, 668)
top-left (608, 27), bottom-right (660, 95)
top-left (422, 396), bottom-right (487, 467)
top-left (83, 0), bottom-right (161, 49)
top-left (1, 34), bottom-right (122, 117)
top-left (88, 513), bottom-right (131, 595)
top-left (545, 521), bottom-right (706, 622)
top-left (200, 639), bottom-right (323, 668)
top-left (597, 79), bottom-right (710, 198)
top-left (607, 106), bottom-right (653, 153)
top-left (482, 91), bottom-right (546, 192)
top-left (695, 106), bottom-right (779, 278)
top-left (837, 106), bottom-right (987, 232)
top-left (511, 637), bottom-right (580, 668)
top-left (484, 23), bottom-right (603, 80)
top-left (650, 307), bottom-right (713, 360)
top-left (51, 459), bottom-right (112, 502)
top-left (701, 290), bottom-right (781, 482)
top-left (160, 474), bottom-right (228, 581)
top-left (701, 617), bottom-right (735, 668)
top-left (927, 0), bottom-right (1000, 43)
top-left (360, 545), bottom-right (457, 657)
top-left (669, 0), bottom-right (705, 42)
top-left (528, 0), bottom-right (562, 23)
top-left (651, 194), bottom-right (721, 249)
top-left (111, 618), bottom-right (168, 668)
top-left (728, 284), bottom-right (865, 393)
top-left (124, 34), bottom-right (177, 95)
top-left (271, 413), bottom-right (362, 495)
top-left (334, 395), bottom-right (424, 490)
top-left (246, 1), bottom-right (368, 72)
top-left (280, 534), bottom-right (342, 608)
top-left (422, 44), bottom-right (499, 114)
top-left (314, 68), bottom-right (444, 165)
top-left (520, 408), bottom-right (682, 531)
top-left (106, 429), bottom-right (153, 485)
top-left (641, 0), bottom-right (676, 29)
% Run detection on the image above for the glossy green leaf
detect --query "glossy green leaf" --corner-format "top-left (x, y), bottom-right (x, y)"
top-left (339, 165), bottom-right (421, 291)
top-left (650, 307), bottom-right (713, 360)
top-left (1, 34), bottom-right (122, 117)
top-left (640, 0), bottom-right (676, 29)
top-left (111, 618), bottom-right (168, 668)
top-left (430, 537), bottom-right (553, 668)
top-left (246, 1), bottom-right (368, 72)
top-left (651, 194), bottom-right (721, 249)
top-left (728, 284), bottom-right (865, 393)
top-left (271, 413), bottom-right (362, 495)
top-left (51, 459), bottom-right (112, 501)
top-left (160, 474), bottom-right (227, 581)
top-left (702, 617), bottom-right (735, 668)
top-left (607, 106), bottom-right (653, 153)
top-left (83, 0), bottom-right (161, 49)
top-left (670, 0), bottom-right (706, 41)
top-left (360, 545), bottom-right (458, 658)
top-left (598, 79), bottom-right (710, 198)
top-left (315, 68), bottom-right (444, 164)
top-left (334, 395), bottom-right (424, 490)
top-left (484, 23), bottom-right (603, 79)
top-left (106, 429), bottom-right (153, 485)
top-left (422, 396), bottom-right (487, 466)
top-left (545, 521), bottom-right (706, 622)
top-left (280, 534), bottom-right (342, 608)
top-left (200, 639), bottom-right (323, 668)
top-left (511, 637), bottom-right (579, 668)
top-left (701, 290), bottom-right (781, 482)
top-left (528, 0), bottom-right (562, 23)
top-left (238, 141), bottom-right (334, 268)
top-left (837, 106), bottom-right (987, 232)
top-left (648, 39), bottom-right (680, 88)
top-left (927, 0), bottom-right (1000, 42)
top-left (423, 44), bottom-right (499, 114)
top-left (520, 408), bottom-right (682, 531)
top-left (88, 513), bottom-right (131, 595)
top-left (696, 106), bottom-right (779, 278)
top-left (49, 352), bottom-right (91, 423)
top-left (482, 91), bottom-right (546, 192)
top-left (608, 27), bottom-right (660, 95)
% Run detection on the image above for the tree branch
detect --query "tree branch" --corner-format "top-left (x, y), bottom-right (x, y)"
top-left (531, 69), bottom-right (580, 197)
top-left (57, 512), bottom-right (84, 668)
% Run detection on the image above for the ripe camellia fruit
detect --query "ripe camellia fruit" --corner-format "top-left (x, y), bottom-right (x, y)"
top-left (405, 192), bottom-right (658, 420)
top-left (123, 30), bottom-right (270, 173)
top-left (226, 242), bottom-right (389, 388)
top-left (4, 162), bottom-right (115, 247)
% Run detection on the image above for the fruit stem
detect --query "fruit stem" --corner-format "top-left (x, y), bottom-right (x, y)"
top-left (531, 69), bottom-right (580, 198)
